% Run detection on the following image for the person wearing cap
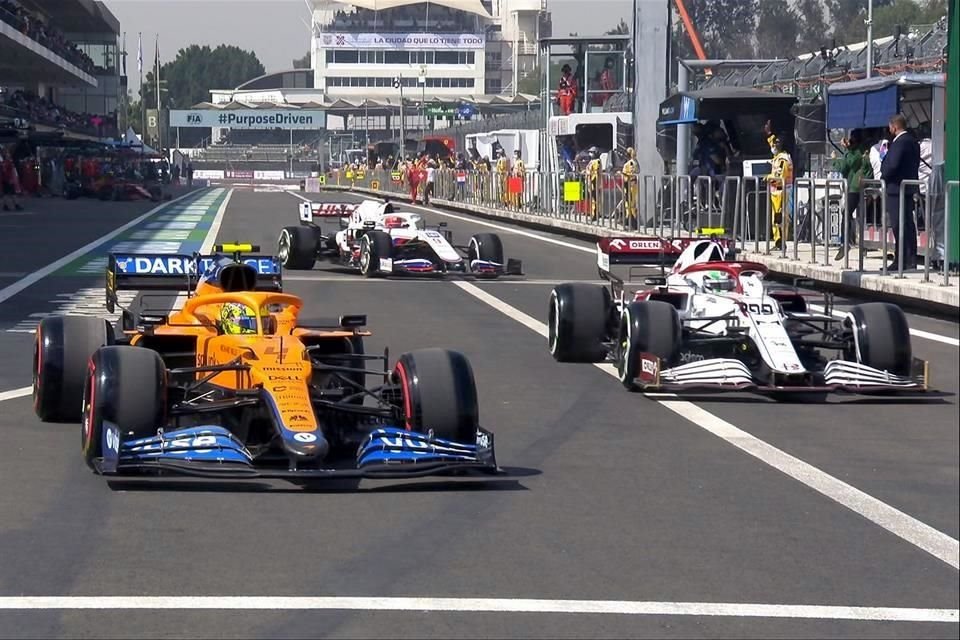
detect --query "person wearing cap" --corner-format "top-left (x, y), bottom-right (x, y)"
top-left (510, 149), bottom-right (525, 209)
top-left (557, 64), bottom-right (578, 115)
top-left (766, 134), bottom-right (794, 250)
top-left (584, 147), bottom-right (603, 219)
top-left (621, 147), bottom-right (639, 220)
top-left (495, 149), bottom-right (510, 205)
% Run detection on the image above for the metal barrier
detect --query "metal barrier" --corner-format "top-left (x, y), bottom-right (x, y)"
top-left (942, 180), bottom-right (958, 287)
top-left (321, 168), bottom-right (955, 291)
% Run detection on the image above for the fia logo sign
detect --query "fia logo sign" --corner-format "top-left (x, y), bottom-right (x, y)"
top-left (186, 113), bottom-right (203, 124)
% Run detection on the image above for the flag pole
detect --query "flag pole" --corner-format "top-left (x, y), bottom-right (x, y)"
top-left (138, 32), bottom-right (144, 149)
top-left (156, 34), bottom-right (161, 154)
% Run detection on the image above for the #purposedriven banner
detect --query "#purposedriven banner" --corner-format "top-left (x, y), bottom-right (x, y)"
top-left (169, 109), bottom-right (327, 129)
top-left (319, 32), bottom-right (484, 50)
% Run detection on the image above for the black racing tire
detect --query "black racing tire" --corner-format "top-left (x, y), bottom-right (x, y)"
top-left (845, 302), bottom-right (912, 376)
top-left (393, 348), bottom-right (479, 443)
top-left (548, 283), bottom-right (612, 363)
top-left (34, 316), bottom-right (114, 422)
top-left (82, 346), bottom-right (166, 471)
top-left (278, 226), bottom-right (317, 270)
top-left (618, 300), bottom-right (682, 390)
top-left (359, 230), bottom-right (393, 278)
top-left (467, 233), bottom-right (504, 270)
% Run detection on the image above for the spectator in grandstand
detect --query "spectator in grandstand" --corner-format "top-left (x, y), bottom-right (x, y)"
top-left (880, 113), bottom-right (921, 270)
top-left (1, 148), bottom-right (23, 211)
top-left (832, 129), bottom-right (871, 259)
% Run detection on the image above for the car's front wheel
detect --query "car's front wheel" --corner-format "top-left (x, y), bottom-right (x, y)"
top-left (82, 346), bottom-right (166, 471)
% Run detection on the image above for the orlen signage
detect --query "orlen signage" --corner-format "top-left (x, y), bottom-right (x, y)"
top-left (320, 32), bottom-right (485, 50)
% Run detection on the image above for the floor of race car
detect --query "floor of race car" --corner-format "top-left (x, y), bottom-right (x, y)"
top-left (0, 188), bottom-right (955, 639)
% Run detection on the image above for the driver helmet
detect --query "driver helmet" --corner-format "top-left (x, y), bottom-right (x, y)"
top-left (703, 270), bottom-right (736, 292)
top-left (588, 146), bottom-right (600, 159)
top-left (382, 214), bottom-right (407, 229)
top-left (219, 302), bottom-right (262, 335)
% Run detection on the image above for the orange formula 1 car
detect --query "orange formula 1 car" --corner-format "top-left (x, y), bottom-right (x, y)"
top-left (33, 245), bottom-right (497, 483)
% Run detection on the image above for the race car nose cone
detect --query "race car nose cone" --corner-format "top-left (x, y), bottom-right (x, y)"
top-left (285, 431), bottom-right (330, 460)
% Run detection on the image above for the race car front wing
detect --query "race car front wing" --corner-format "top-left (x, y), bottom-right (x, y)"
top-left (631, 353), bottom-right (929, 395)
top-left (95, 424), bottom-right (499, 479)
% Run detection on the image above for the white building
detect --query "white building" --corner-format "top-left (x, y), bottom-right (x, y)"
top-left (310, 0), bottom-right (547, 98)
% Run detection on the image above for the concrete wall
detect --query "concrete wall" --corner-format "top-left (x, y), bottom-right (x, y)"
top-left (633, 0), bottom-right (670, 179)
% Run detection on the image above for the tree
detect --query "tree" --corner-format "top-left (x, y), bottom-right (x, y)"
top-left (797, 0), bottom-right (831, 52)
top-left (292, 50), bottom-right (311, 69)
top-left (605, 19), bottom-right (630, 35)
top-left (672, 0), bottom-right (759, 59)
top-left (140, 44), bottom-right (266, 110)
top-left (756, 0), bottom-right (801, 58)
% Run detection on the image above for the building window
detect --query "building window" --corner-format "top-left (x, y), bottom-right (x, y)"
top-left (485, 78), bottom-right (502, 94)
top-left (384, 50), bottom-right (408, 64)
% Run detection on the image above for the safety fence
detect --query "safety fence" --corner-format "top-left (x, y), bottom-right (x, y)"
top-left (321, 168), bottom-right (959, 287)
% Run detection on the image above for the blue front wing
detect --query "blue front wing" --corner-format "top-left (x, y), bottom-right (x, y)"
top-left (97, 424), bottom-right (498, 480)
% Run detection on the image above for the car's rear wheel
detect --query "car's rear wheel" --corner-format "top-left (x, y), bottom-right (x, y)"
top-left (82, 346), bottom-right (166, 471)
top-left (392, 348), bottom-right (478, 443)
top-left (845, 302), bottom-right (912, 376)
top-left (34, 316), bottom-right (114, 422)
top-left (278, 226), bottom-right (316, 270)
top-left (618, 301), bottom-right (682, 390)
top-left (359, 230), bottom-right (393, 278)
top-left (548, 283), bottom-right (611, 362)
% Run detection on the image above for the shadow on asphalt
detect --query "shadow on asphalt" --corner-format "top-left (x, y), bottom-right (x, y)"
top-left (105, 466), bottom-right (539, 494)
top-left (674, 392), bottom-right (954, 405)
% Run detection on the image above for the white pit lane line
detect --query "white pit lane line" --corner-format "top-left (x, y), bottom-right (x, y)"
top-left (0, 596), bottom-right (955, 622)
top-left (452, 280), bottom-right (960, 571)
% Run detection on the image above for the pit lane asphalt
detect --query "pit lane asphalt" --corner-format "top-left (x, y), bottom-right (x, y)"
top-left (0, 188), bottom-right (955, 638)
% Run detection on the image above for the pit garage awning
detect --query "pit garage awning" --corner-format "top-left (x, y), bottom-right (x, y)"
top-left (826, 73), bottom-right (945, 129)
top-left (657, 87), bottom-right (798, 127)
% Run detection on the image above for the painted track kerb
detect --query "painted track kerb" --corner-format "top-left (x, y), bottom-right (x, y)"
top-left (0, 189), bottom-right (204, 305)
top-left (0, 597), bottom-right (955, 622)
top-left (452, 280), bottom-right (960, 571)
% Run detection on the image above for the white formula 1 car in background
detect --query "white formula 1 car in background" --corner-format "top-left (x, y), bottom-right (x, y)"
top-left (548, 235), bottom-right (930, 398)
top-left (278, 198), bottom-right (522, 277)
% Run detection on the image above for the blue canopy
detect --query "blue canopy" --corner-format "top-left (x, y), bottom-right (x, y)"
top-left (827, 73), bottom-right (945, 129)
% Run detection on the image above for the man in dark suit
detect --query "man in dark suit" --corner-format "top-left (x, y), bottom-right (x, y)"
top-left (880, 114), bottom-right (921, 269)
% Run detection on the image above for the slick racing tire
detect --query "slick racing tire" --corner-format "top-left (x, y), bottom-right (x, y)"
top-left (393, 348), bottom-right (479, 443)
top-left (34, 316), bottom-right (114, 422)
top-left (359, 230), bottom-right (393, 278)
top-left (845, 302), bottom-right (912, 376)
top-left (278, 226), bottom-right (317, 270)
top-left (467, 233), bottom-right (504, 273)
top-left (548, 283), bottom-right (612, 363)
top-left (619, 301), bottom-right (681, 390)
top-left (82, 346), bottom-right (166, 471)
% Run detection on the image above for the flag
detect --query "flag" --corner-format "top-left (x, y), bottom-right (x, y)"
top-left (137, 32), bottom-right (142, 73)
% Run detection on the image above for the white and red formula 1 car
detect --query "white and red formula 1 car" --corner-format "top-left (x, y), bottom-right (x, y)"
top-left (548, 235), bottom-right (929, 398)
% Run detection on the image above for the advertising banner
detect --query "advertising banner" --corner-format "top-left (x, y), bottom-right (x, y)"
top-left (170, 109), bottom-right (326, 130)
top-left (193, 170), bottom-right (224, 180)
top-left (226, 170), bottom-right (254, 179)
top-left (254, 170), bottom-right (286, 181)
top-left (319, 32), bottom-right (484, 50)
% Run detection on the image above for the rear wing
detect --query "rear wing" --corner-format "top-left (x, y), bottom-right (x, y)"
top-left (596, 236), bottom-right (736, 283)
top-left (299, 201), bottom-right (359, 225)
top-left (106, 250), bottom-right (282, 313)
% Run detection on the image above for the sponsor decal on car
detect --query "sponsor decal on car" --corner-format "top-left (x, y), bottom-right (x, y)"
top-left (293, 432), bottom-right (317, 443)
top-left (114, 255), bottom-right (279, 276)
top-left (679, 351), bottom-right (705, 364)
top-left (638, 353), bottom-right (659, 384)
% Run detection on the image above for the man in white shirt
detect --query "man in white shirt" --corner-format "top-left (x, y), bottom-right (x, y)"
top-left (424, 161), bottom-right (437, 205)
